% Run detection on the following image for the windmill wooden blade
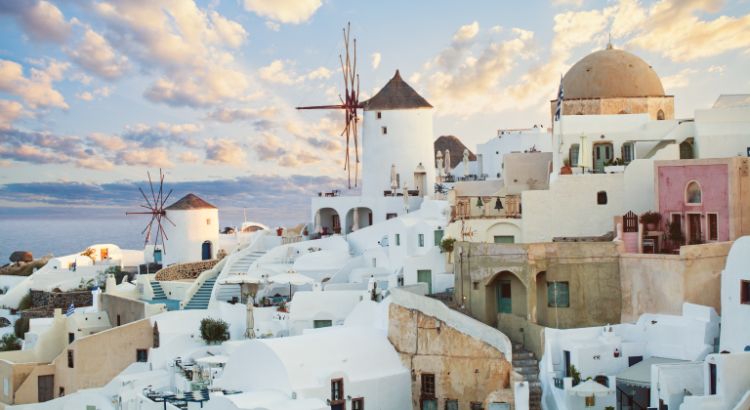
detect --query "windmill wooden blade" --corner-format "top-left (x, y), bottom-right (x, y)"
top-left (139, 187), bottom-right (153, 209)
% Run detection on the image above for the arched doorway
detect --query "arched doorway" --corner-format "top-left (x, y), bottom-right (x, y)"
top-left (486, 270), bottom-right (527, 324)
top-left (201, 241), bottom-right (212, 260)
top-left (535, 271), bottom-right (547, 325)
top-left (657, 109), bottom-right (665, 120)
top-left (314, 208), bottom-right (341, 235)
top-left (345, 207), bottom-right (373, 233)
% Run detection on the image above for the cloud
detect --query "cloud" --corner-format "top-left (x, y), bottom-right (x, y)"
top-left (0, 0), bottom-right (72, 43)
top-left (0, 59), bottom-right (68, 109)
top-left (88, 132), bottom-right (128, 150)
top-left (258, 60), bottom-right (333, 85)
top-left (707, 65), bottom-right (725, 74)
top-left (178, 151), bottom-right (200, 163)
top-left (76, 86), bottom-right (113, 101)
top-left (662, 68), bottom-right (698, 90)
top-left (205, 139), bottom-right (247, 166)
top-left (242, 0), bottom-right (322, 24)
top-left (122, 122), bottom-right (202, 148)
top-left (552, 0), bottom-right (584, 6)
top-left (67, 28), bottom-right (129, 79)
top-left (93, 0), bottom-right (250, 107)
top-left (0, 100), bottom-right (26, 129)
top-left (626, 0), bottom-right (750, 62)
top-left (116, 147), bottom-right (173, 167)
top-left (265, 21), bottom-right (281, 31)
top-left (206, 106), bottom-right (279, 123)
top-left (371, 52), bottom-right (381, 69)
top-left (453, 21), bottom-right (480, 42)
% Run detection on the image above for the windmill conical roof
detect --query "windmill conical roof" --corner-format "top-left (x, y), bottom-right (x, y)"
top-left (165, 193), bottom-right (217, 210)
top-left (362, 70), bottom-right (432, 110)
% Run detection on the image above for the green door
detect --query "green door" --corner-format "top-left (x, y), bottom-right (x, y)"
top-left (493, 235), bottom-right (514, 244)
top-left (313, 319), bottom-right (332, 329)
top-left (417, 269), bottom-right (432, 294)
top-left (496, 280), bottom-right (512, 313)
top-left (594, 143), bottom-right (613, 173)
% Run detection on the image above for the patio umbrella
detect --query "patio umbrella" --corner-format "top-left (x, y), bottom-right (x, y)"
top-left (577, 134), bottom-right (590, 172)
top-left (195, 355), bottom-right (229, 366)
top-left (436, 150), bottom-right (444, 178)
top-left (269, 269), bottom-right (314, 298)
top-left (246, 301), bottom-right (255, 339)
top-left (402, 186), bottom-right (410, 213)
top-left (463, 148), bottom-right (470, 178)
top-left (314, 211), bottom-right (322, 234)
top-left (220, 275), bottom-right (262, 305)
top-left (444, 149), bottom-right (451, 174)
top-left (390, 164), bottom-right (398, 191)
top-left (570, 379), bottom-right (611, 397)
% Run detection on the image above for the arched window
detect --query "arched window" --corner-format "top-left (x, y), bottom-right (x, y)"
top-left (657, 109), bottom-right (665, 120)
top-left (686, 181), bottom-right (702, 204)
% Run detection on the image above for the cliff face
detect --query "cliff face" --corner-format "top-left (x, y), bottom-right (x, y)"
top-left (434, 135), bottom-right (476, 168)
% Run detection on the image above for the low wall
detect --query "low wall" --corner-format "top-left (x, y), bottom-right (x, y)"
top-left (496, 313), bottom-right (546, 359)
top-left (30, 290), bottom-right (92, 310)
top-left (154, 260), bottom-right (218, 281)
top-left (101, 294), bottom-right (149, 326)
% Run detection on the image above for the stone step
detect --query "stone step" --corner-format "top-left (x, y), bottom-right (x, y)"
top-left (514, 359), bottom-right (538, 367)
top-left (513, 352), bottom-right (534, 361)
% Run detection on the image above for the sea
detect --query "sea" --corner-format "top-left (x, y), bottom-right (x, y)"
top-left (0, 208), bottom-right (250, 261)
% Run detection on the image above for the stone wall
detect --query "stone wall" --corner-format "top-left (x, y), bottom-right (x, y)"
top-left (388, 294), bottom-right (514, 409)
top-left (30, 289), bottom-right (93, 310)
top-left (154, 259), bottom-right (218, 281)
top-left (550, 95), bottom-right (674, 120)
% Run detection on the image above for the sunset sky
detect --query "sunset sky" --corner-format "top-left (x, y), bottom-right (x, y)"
top-left (1, 0), bottom-right (749, 222)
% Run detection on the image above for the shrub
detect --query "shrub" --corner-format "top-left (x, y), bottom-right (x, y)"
top-left (439, 237), bottom-right (456, 254)
top-left (17, 293), bottom-right (32, 311)
top-left (569, 364), bottom-right (582, 386)
top-left (639, 211), bottom-right (662, 225)
top-left (668, 220), bottom-right (685, 245)
top-left (199, 318), bottom-right (229, 345)
top-left (0, 333), bottom-right (21, 351)
top-left (14, 317), bottom-right (29, 339)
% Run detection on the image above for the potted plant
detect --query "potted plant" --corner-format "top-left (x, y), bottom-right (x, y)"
top-left (668, 220), bottom-right (684, 248)
top-left (639, 211), bottom-right (662, 231)
top-left (276, 227), bottom-right (284, 236)
top-left (276, 301), bottom-right (288, 313)
top-left (569, 364), bottom-right (582, 386)
top-left (560, 158), bottom-right (573, 175)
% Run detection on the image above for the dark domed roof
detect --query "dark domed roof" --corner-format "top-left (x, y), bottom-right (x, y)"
top-left (562, 45), bottom-right (665, 99)
top-left (362, 70), bottom-right (432, 110)
top-left (165, 193), bottom-right (216, 210)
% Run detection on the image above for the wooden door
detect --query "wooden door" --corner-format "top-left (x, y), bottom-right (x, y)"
top-left (332, 214), bottom-right (341, 233)
top-left (688, 214), bottom-right (702, 244)
top-left (37, 375), bottom-right (54, 402)
top-left (594, 143), bottom-right (613, 173)
top-left (417, 270), bottom-right (432, 294)
top-left (496, 280), bottom-right (512, 313)
top-left (100, 247), bottom-right (108, 260)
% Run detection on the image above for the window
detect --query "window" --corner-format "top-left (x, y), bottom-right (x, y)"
top-left (473, 281), bottom-right (479, 290)
top-left (585, 396), bottom-right (596, 407)
top-left (352, 397), bottom-right (364, 410)
top-left (445, 399), bottom-right (459, 410)
top-left (314, 320), bottom-right (332, 329)
top-left (67, 350), bottom-right (74, 368)
top-left (686, 181), bottom-right (702, 204)
top-left (597, 191), bottom-right (607, 205)
top-left (206, 218), bottom-right (211, 225)
top-left (657, 109), bottom-right (665, 120)
top-left (418, 234), bottom-right (425, 247)
top-left (434, 229), bottom-right (444, 246)
top-left (488, 404), bottom-right (510, 410)
top-left (331, 378), bottom-right (344, 402)
top-left (708, 213), bottom-right (718, 241)
top-left (547, 282), bottom-right (570, 308)
top-left (376, 111), bottom-right (382, 119)
top-left (470, 402), bottom-right (484, 410)
top-left (622, 143), bottom-right (634, 164)
top-left (117, 314), bottom-right (121, 326)
top-left (386, 212), bottom-right (398, 220)
top-left (136, 349), bottom-right (148, 363)
top-left (741, 280), bottom-right (750, 305)
top-left (381, 126), bottom-right (388, 135)
top-left (494, 235), bottom-right (514, 244)
top-left (395, 234), bottom-right (401, 246)
top-left (420, 373), bottom-right (435, 398)
top-left (569, 144), bottom-right (579, 167)
top-left (68, 333), bottom-right (74, 344)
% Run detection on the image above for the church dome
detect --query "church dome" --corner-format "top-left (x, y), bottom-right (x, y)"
top-left (562, 45), bottom-right (665, 100)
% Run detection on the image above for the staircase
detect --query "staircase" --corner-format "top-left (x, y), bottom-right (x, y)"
top-left (513, 343), bottom-right (541, 410)
top-left (215, 251), bottom-right (266, 303)
top-left (151, 281), bottom-right (166, 300)
top-left (184, 277), bottom-right (216, 310)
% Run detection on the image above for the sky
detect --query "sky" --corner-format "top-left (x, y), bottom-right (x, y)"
top-left (1, 0), bottom-right (749, 225)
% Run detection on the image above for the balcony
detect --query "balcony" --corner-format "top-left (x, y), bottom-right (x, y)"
top-left (451, 195), bottom-right (522, 221)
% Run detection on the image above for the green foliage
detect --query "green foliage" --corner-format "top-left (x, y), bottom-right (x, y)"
top-left (439, 237), bottom-right (456, 254)
top-left (14, 317), bottom-right (29, 339)
top-left (199, 318), bottom-right (229, 345)
top-left (668, 220), bottom-right (685, 245)
top-left (0, 333), bottom-right (22, 351)
top-left (17, 293), bottom-right (32, 311)
top-left (639, 211), bottom-right (662, 225)
top-left (569, 364), bottom-right (582, 386)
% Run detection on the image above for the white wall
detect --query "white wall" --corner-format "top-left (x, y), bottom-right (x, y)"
top-left (162, 208), bottom-right (219, 266)
top-left (476, 129), bottom-right (552, 180)
top-left (695, 105), bottom-right (750, 159)
top-left (719, 236), bottom-right (750, 353)
top-left (361, 108), bottom-right (435, 197)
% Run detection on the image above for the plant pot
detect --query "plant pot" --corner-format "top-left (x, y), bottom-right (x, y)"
top-left (560, 165), bottom-right (573, 175)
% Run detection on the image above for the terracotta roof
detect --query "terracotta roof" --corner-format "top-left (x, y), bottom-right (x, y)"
top-left (434, 135), bottom-right (476, 168)
top-left (362, 70), bottom-right (432, 110)
top-left (165, 193), bottom-right (217, 210)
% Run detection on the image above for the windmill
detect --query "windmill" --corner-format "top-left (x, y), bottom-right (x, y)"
top-left (126, 169), bottom-right (175, 254)
top-left (296, 22), bottom-right (362, 189)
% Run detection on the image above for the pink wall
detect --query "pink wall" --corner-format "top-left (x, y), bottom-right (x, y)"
top-left (657, 164), bottom-right (729, 242)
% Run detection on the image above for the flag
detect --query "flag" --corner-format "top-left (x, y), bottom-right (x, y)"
top-left (554, 74), bottom-right (564, 121)
top-left (65, 303), bottom-right (75, 317)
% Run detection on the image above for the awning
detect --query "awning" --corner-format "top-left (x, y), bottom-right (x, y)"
top-left (616, 357), bottom-right (687, 388)
top-left (570, 379), bottom-right (611, 397)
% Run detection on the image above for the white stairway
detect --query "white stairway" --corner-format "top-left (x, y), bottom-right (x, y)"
top-left (215, 251), bottom-right (266, 303)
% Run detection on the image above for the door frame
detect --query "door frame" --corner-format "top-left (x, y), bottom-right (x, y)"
top-left (686, 212), bottom-right (703, 244)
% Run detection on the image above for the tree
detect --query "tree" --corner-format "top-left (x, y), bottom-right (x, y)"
top-left (0, 333), bottom-right (21, 351)
top-left (199, 318), bottom-right (229, 345)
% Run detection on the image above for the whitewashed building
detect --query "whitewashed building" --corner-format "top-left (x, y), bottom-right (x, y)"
top-left (161, 193), bottom-right (219, 266)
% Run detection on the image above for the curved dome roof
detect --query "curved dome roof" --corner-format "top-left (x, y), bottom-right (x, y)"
top-left (562, 45), bottom-right (665, 100)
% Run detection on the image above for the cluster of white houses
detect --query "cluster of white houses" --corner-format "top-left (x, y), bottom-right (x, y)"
top-left (0, 41), bottom-right (749, 410)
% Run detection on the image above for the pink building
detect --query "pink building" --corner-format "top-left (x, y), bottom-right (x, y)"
top-left (655, 158), bottom-right (750, 247)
